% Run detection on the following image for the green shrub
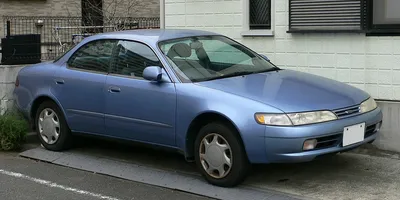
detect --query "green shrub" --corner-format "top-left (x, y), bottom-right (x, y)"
top-left (0, 111), bottom-right (29, 151)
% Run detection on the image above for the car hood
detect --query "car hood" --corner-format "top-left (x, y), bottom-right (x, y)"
top-left (195, 69), bottom-right (370, 113)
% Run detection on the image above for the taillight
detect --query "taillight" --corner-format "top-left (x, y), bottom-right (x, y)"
top-left (15, 77), bottom-right (19, 87)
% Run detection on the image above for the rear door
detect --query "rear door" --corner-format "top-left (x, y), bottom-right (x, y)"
top-left (53, 39), bottom-right (117, 135)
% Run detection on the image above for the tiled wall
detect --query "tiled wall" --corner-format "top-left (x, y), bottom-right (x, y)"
top-left (165, 0), bottom-right (400, 101)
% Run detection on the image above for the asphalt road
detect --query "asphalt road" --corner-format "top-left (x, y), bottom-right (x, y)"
top-left (0, 153), bottom-right (213, 200)
top-left (6, 133), bottom-right (400, 200)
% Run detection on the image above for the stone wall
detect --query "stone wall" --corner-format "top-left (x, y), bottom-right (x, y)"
top-left (0, 0), bottom-right (81, 38)
top-left (0, 65), bottom-right (24, 115)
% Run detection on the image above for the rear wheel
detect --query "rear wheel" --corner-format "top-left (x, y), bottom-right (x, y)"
top-left (194, 122), bottom-right (250, 187)
top-left (35, 101), bottom-right (72, 151)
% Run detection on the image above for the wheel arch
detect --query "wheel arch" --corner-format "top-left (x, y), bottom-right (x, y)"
top-left (185, 111), bottom-right (247, 160)
top-left (30, 95), bottom-right (68, 130)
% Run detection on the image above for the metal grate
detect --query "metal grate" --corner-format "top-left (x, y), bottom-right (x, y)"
top-left (315, 134), bottom-right (342, 150)
top-left (249, 0), bottom-right (271, 29)
top-left (1, 16), bottom-right (160, 61)
top-left (333, 105), bottom-right (361, 119)
top-left (289, 0), bottom-right (363, 32)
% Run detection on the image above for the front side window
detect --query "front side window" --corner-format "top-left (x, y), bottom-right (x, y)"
top-left (110, 40), bottom-right (161, 78)
top-left (158, 35), bottom-right (278, 82)
top-left (67, 39), bottom-right (116, 73)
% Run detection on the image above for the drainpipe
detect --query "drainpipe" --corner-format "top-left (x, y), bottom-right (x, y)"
top-left (160, 0), bottom-right (165, 29)
top-left (6, 21), bottom-right (11, 38)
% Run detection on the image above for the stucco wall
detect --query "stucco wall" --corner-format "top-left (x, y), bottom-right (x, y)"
top-left (0, 65), bottom-right (24, 115)
top-left (164, 0), bottom-right (400, 101)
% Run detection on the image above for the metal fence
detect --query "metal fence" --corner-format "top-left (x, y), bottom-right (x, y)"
top-left (1, 16), bottom-right (160, 61)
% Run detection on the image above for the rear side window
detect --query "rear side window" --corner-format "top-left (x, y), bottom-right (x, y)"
top-left (110, 40), bottom-right (161, 78)
top-left (67, 40), bottom-right (117, 73)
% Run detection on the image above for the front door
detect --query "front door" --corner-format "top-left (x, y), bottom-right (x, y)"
top-left (53, 39), bottom-right (117, 135)
top-left (104, 40), bottom-right (176, 147)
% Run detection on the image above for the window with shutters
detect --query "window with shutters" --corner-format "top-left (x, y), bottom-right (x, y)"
top-left (241, 0), bottom-right (274, 37)
top-left (288, 0), bottom-right (400, 35)
top-left (288, 0), bottom-right (363, 33)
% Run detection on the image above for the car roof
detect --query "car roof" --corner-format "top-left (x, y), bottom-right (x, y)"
top-left (89, 29), bottom-right (221, 44)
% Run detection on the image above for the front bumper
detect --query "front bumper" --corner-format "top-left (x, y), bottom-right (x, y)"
top-left (263, 107), bottom-right (383, 163)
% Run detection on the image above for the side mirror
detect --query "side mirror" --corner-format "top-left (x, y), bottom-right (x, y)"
top-left (259, 54), bottom-right (270, 61)
top-left (143, 66), bottom-right (167, 82)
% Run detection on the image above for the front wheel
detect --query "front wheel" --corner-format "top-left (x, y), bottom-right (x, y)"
top-left (194, 122), bottom-right (250, 187)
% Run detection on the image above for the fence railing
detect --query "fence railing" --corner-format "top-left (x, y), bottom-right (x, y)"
top-left (1, 16), bottom-right (160, 61)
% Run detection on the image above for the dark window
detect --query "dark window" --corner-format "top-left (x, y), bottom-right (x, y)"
top-left (288, 0), bottom-right (400, 35)
top-left (67, 40), bottom-right (117, 73)
top-left (367, 0), bottom-right (400, 35)
top-left (249, 0), bottom-right (271, 29)
top-left (110, 40), bottom-right (161, 78)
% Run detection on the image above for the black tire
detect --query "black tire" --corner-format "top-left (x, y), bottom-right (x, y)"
top-left (35, 100), bottom-right (72, 151)
top-left (194, 122), bottom-right (250, 187)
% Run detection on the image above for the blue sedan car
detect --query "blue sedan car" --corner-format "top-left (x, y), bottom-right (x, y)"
top-left (14, 29), bottom-right (382, 187)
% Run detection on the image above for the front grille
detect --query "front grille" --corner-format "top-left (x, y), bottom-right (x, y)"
top-left (333, 105), bottom-right (361, 118)
top-left (315, 134), bottom-right (342, 150)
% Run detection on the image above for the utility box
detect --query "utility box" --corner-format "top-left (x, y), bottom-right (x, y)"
top-left (1, 34), bottom-right (41, 65)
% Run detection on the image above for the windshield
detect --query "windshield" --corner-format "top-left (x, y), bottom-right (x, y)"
top-left (158, 35), bottom-right (278, 82)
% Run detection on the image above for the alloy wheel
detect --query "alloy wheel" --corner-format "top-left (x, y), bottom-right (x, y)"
top-left (199, 133), bottom-right (233, 179)
top-left (38, 108), bottom-right (60, 145)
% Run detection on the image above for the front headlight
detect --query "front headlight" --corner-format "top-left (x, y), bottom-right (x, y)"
top-left (255, 111), bottom-right (337, 126)
top-left (360, 97), bottom-right (377, 113)
top-left (254, 113), bottom-right (292, 126)
top-left (287, 111), bottom-right (337, 125)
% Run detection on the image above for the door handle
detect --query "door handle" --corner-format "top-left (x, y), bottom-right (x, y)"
top-left (108, 86), bottom-right (121, 93)
top-left (54, 79), bottom-right (65, 84)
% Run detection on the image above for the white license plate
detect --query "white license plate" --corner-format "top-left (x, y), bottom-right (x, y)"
top-left (343, 123), bottom-right (365, 147)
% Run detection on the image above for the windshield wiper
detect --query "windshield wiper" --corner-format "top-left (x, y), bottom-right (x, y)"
top-left (254, 67), bottom-right (281, 73)
top-left (205, 71), bottom-right (256, 81)
top-left (194, 67), bottom-right (281, 82)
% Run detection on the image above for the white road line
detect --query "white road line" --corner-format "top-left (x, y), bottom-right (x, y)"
top-left (0, 169), bottom-right (122, 200)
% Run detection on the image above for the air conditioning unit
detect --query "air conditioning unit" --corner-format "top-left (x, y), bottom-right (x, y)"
top-left (1, 34), bottom-right (41, 65)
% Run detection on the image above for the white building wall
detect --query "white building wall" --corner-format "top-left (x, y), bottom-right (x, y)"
top-left (164, 0), bottom-right (400, 101)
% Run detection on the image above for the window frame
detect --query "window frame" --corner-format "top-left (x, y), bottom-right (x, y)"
top-left (241, 0), bottom-right (275, 37)
top-left (107, 39), bottom-right (173, 82)
top-left (366, 0), bottom-right (400, 36)
top-left (66, 39), bottom-right (118, 74)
